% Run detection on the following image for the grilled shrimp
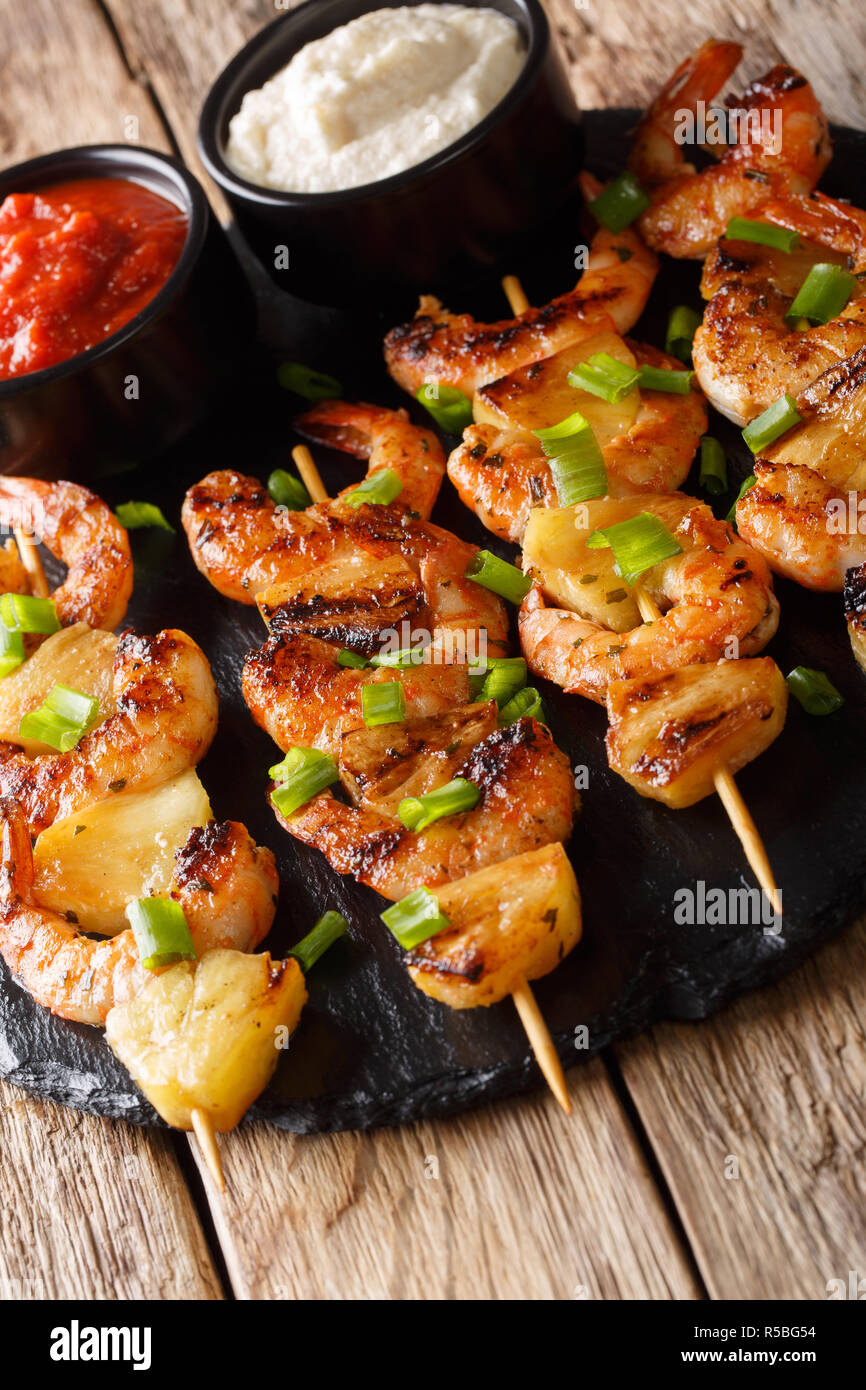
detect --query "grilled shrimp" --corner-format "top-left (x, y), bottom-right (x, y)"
top-left (519, 493), bottom-right (779, 703)
top-left (0, 629), bottom-right (218, 834)
top-left (0, 800), bottom-right (277, 1025)
top-left (449, 340), bottom-right (707, 543)
top-left (695, 193), bottom-right (866, 424)
top-left (629, 40), bottom-right (831, 258)
top-left (844, 564), bottom-right (866, 671)
top-left (736, 347), bottom-right (866, 590)
top-left (273, 716), bottom-right (574, 901)
top-left (383, 174), bottom-right (657, 396)
top-left (182, 404), bottom-right (445, 603)
top-left (0, 479), bottom-right (133, 630)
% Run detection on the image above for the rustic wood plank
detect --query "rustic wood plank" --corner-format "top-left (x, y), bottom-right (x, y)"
top-left (0, 0), bottom-right (168, 165)
top-left (190, 1059), bottom-right (700, 1300)
top-left (617, 919), bottom-right (866, 1301)
top-left (545, 0), bottom-right (866, 128)
top-left (0, 1080), bottom-right (222, 1300)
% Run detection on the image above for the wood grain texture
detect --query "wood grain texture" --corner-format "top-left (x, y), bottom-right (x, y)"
top-left (0, 0), bottom-right (168, 164)
top-left (617, 920), bottom-right (866, 1301)
top-left (0, 1080), bottom-right (222, 1300)
top-left (190, 1059), bottom-right (700, 1300)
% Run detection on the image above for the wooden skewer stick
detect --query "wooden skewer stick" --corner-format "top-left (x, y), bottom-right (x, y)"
top-left (14, 528), bottom-right (50, 598)
top-left (501, 275), bottom-right (531, 315)
top-left (190, 1108), bottom-right (226, 1193)
top-left (292, 444), bottom-right (329, 504)
top-left (632, 581), bottom-right (782, 916)
top-left (294, 436), bottom-right (572, 1115)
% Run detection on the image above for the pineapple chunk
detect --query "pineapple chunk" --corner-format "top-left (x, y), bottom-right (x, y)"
top-left (0, 623), bottom-right (118, 755)
top-left (766, 348), bottom-right (866, 491)
top-left (606, 657), bottom-right (788, 808)
top-left (105, 949), bottom-right (307, 1131)
top-left (255, 553), bottom-right (423, 647)
top-left (407, 843), bottom-right (581, 1008)
top-left (33, 769), bottom-right (212, 934)
top-left (473, 331), bottom-right (640, 446)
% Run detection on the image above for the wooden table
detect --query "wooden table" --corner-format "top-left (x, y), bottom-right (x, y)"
top-left (1, 0), bottom-right (865, 1302)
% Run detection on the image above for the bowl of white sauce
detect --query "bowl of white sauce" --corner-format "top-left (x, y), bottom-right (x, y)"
top-left (199, 0), bottom-right (582, 310)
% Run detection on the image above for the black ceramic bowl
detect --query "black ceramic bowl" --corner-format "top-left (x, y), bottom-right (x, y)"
top-left (0, 146), bottom-right (255, 481)
top-left (199, 0), bottom-right (583, 311)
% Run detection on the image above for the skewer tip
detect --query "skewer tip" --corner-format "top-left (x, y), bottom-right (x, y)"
top-left (191, 1108), bottom-right (226, 1193)
top-left (511, 978), bottom-right (572, 1115)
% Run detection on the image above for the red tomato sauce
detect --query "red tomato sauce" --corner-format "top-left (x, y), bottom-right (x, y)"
top-left (0, 177), bottom-right (188, 380)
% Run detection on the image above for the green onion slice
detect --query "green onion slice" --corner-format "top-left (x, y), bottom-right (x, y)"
top-left (786, 262), bottom-right (857, 326)
top-left (724, 217), bottom-right (800, 252)
top-left (115, 501), bottom-right (174, 532)
top-left (344, 469), bottom-right (403, 509)
top-left (637, 364), bottom-right (694, 395)
top-left (726, 475), bottom-right (757, 525)
top-left (588, 172), bottom-right (651, 232)
top-left (477, 656), bottom-right (527, 707)
top-left (361, 681), bottom-right (406, 727)
top-left (269, 746), bottom-right (339, 817)
top-left (566, 353), bottom-right (639, 403)
top-left (786, 666), bottom-right (844, 716)
top-left (290, 910), bottom-right (348, 974)
top-left (370, 645), bottom-right (428, 668)
top-left (416, 383), bottom-right (474, 433)
top-left (465, 550), bottom-right (532, 604)
top-left (742, 394), bottom-right (802, 453)
top-left (699, 436), bottom-right (727, 496)
top-left (534, 411), bottom-right (608, 507)
top-left (0, 593), bottom-right (61, 635)
top-left (398, 778), bottom-right (481, 832)
top-left (0, 624), bottom-right (25, 679)
top-left (585, 513), bottom-right (683, 586)
top-left (18, 684), bottom-right (100, 751)
top-left (268, 469), bottom-right (312, 510)
top-left (127, 896), bottom-right (196, 970)
top-left (498, 686), bottom-right (545, 726)
top-left (277, 361), bottom-right (342, 400)
top-left (665, 305), bottom-right (701, 364)
top-left (381, 887), bottom-right (451, 949)
top-left (337, 648), bottom-right (369, 669)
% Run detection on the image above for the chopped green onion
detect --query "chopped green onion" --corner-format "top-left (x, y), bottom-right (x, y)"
top-left (267, 469), bottom-right (311, 510)
top-left (585, 513), bottom-right (683, 586)
top-left (0, 624), bottom-right (25, 679)
top-left (269, 746), bottom-right (339, 817)
top-left (742, 394), bottom-right (802, 453)
top-left (277, 361), bottom-right (342, 400)
top-left (370, 645), bottom-right (428, 668)
top-left (290, 910), bottom-right (348, 974)
top-left (566, 353), bottom-right (639, 403)
top-left (344, 469), bottom-right (403, 509)
top-left (337, 648), bottom-right (369, 669)
top-left (126, 897), bottom-right (196, 971)
top-left (416, 383), bottom-right (473, 433)
top-left (726, 475), bottom-right (757, 525)
top-left (398, 778), bottom-right (481, 832)
top-left (499, 686), bottom-right (545, 726)
top-left (533, 411), bottom-right (608, 506)
top-left (115, 501), bottom-right (174, 532)
top-left (361, 681), bottom-right (405, 727)
top-left (785, 262), bottom-right (857, 326)
top-left (18, 684), bottom-right (99, 751)
top-left (0, 593), bottom-right (60, 634)
top-left (465, 550), bottom-right (532, 604)
top-left (725, 217), bottom-right (800, 253)
top-left (786, 666), bottom-right (844, 716)
top-left (699, 436), bottom-right (727, 496)
top-left (478, 656), bottom-right (527, 707)
top-left (588, 172), bottom-right (651, 232)
top-left (665, 305), bottom-right (701, 364)
top-left (637, 365), bottom-right (694, 395)
top-left (381, 886), bottom-right (451, 949)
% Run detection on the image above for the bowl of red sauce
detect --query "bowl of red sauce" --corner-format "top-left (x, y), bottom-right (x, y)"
top-left (0, 146), bottom-right (255, 478)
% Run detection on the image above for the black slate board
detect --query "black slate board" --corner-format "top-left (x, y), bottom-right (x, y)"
top-left (2, 113), bottom-right (865, 1132)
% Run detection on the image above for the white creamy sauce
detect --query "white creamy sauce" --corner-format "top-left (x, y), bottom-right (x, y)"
top-left (225, 5), bottom-right (526, 194)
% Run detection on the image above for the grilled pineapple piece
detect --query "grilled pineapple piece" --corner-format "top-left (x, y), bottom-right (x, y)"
top-left (0, 623), bottom-right (117, 755)
top-left (407, 843), bottom-right (581, 1008)
top-left (256, 553), bottom-right (424, 648)
top-left (340, 701), bottom-right (497, 815)
top-left (106, 949), bottom-right (306, 1131)
top-left (766, 348), bottom-right (866, 491)
top-left (473, 330), bottom-right (640, 446)
top-left (844, 563), bottom-right (866, 672)
top-left (33, 769), bottom-right (212, 934)
top-left (606, 657), bottom-right (787, 809)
